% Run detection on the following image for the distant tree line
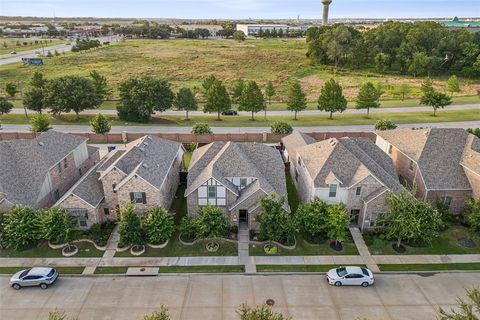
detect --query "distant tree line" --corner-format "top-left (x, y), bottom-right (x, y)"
top-left (71, 39), bottom-right (102, 52)
top-left (306, 21), bottom-right (480, 77)
top-left (255, 28), bottom-right (305, 38)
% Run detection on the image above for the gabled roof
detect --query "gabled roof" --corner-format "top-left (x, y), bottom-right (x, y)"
top-left (186, 142), bottom-right (289, 211)
top-left (100, 136), bottom-right (183, 190)
top-left (0, 130), bottom-right (90, 207)
top-left (461, 134), bottom-right (480, 177)
top-left (281, 131), bottom-right (316, 158)
top-left (297, 137), bottom-right (402, 191)
top-left (377, 128), bottom-right (474, 190)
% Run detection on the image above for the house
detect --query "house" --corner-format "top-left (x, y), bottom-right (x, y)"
top-left (376, 128), bottom-right (480, 214)
top-left (0, 131), bottom-right (100, 213)
top-left (185, 141), bottom-right (289, 230)
top-left (56, 135), bottom-right (185, 228)
top-left (282, 132), bottom-right (403, 231)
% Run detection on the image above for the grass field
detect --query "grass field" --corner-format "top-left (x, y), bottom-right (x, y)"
top-left (256, 265), bottom-right (366, 273)
top-left (0, 38), bottom-right (63, 54)
top-left (0, 266), bottom-right (85, 275)
top-left (378, 263), bottom-right (480, 272)
top-left (1, 39), bottom-right (478, 102)
top-left (0, 241), bottom-right (104, 258)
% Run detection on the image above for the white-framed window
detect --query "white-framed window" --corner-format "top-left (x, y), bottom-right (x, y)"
top-left (329, 184), bottom-right (337, 198)
top-left (356, 187), bottom-right (362, 196)
top-left (369, 213), bottom-right (379, 227)
top-left (69, 208), bottom-right (88, 228)
top-left (208, 186), bottom-right (216, 198)
top-left (130, 192), bottom-right (146, 204)
top-left (198, 178), bottom-right (227, 206)
top-left (240, 178), bottom-right (248, 190)
top-left (442, 196), bottom-right (453, 207)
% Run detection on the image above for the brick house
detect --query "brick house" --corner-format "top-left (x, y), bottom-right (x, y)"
top-left (282, 132), bottom-right (403, 231)
top-left (375, 128), bottom-right (480, 214)
top-left (0, 130), bottom-right (99, 213)
top-left (185, 141), bottom-right (289, 231)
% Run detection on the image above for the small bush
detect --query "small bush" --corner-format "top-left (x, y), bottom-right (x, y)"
top-left (90, 113), bottom-right (111, 134)
top-left (375, 119), bottom-right (397, 131)
top-left (467, 128), bottom-right (480, 138)
top-left (179, 216), bottom-right (197, 241)
top-left (29, 114), bottom-right (51, 133)
top-left (191, 122), bottom-right (212, 135)
top-left (270, 121), bottom-right (293, 134)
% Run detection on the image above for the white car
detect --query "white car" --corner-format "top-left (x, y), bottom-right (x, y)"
top-left (10, 267), bottom-right (59, 290)
top-left (10, 51), bottom-right (17, 55)
top-left (326, 266), bottom-right (374, 287)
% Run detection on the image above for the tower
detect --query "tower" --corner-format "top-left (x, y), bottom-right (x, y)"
top-left (322, 0), bottom-right (332, 25)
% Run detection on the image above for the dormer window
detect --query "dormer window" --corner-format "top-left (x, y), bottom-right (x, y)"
top-left (240, 178), bottom-right (248, 190)
top-left (329, 184), bottom-right (337, 198)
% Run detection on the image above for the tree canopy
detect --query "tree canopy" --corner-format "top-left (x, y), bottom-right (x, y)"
top-left (355, 82), bottom-right (383, 117)
top-left (317, 78), bottom-right (348, 119)
top-left (238, 80), bottom-right (266, 120)
top-left (286, 80), bottom-right (307, 120)
top-left (174, 87), bottom-right (198, 120)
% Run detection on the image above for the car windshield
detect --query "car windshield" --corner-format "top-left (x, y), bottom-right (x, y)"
top-left (19, 269), bottom-right (30, 278)
top-left (361, 268), bottom-right (370, 276)
top-left (47, 269), bottom-right (55, 277)
top-left (336, 267), bottom-right (348, 277)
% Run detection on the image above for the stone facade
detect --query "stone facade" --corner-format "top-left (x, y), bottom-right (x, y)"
top-left (57, 194), bottom-right (104, 229)
top-left (360, 191), bottom-right (389, 232)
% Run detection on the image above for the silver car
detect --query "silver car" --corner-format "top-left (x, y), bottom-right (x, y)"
top-left (10, 267), bottom-right (59, 290)
top-left (326, 266), bottom-right (374, 287)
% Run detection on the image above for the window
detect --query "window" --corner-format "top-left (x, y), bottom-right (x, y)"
top-left (112, 183), bottom-right (117, 194)
top-left (69, 209), bottom-right (88, 228)
top-left (130, 192), bottom-right (146, 204)
top-left (53, 189), bottom-right (60, 201)
top-left (208, 186), bottom-right (216, 198)
top-left (388, 145), bottom-right (393, 155)
top-left (240, 178), bottom-right (248, 190)
top-left (78, 215), bottom-right (87, 227)
top-left (329, 184), bottom-right (337, 198)
top-left (78, 168), bottom-right (82, 176)
top-left (104, 208), bottom-right (110, 216)
top-left (57, 162), bottom-right (62, 173)
top-left (355, 187), bottom-right (362, 196)
top-left (409, 160), bottom-right (414, 171)
top-left (442, 196), bottom-right (453, 207)
top-left (369, 213), bottom-right (379, 227)
top-left (63, 158), bottom-right (68, 169)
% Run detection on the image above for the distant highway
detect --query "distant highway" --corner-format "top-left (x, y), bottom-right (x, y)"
top-left (0, 36), bottom-right (116, 66)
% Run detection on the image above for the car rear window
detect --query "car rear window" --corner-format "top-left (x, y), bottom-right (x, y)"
top-left (361, 268), bottom-right (369, 276)
top-left (336, 267), bottom-right (348, 277)
top-left (47, 269), bottom-right (55, 277)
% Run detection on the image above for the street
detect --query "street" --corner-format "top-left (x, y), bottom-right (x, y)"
top-left (0, 272), bottom-right (477, 320)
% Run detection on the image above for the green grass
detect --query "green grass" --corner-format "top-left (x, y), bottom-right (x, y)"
top-left (1, 39), bottom-right (478, 101)
top-left (285, 172), bottom-right (301, 213)
top-left (157, 265), bottom-right (244, 273)
top-left (0, 241), bottom-right (104, 258)
top-left (184, 152), bottom-right (193, 169)
top-left (0, 38), bottom-right (63, 54)
top-left (2, 108), bottom-right (480, 128)
top-left (94, 266), bottom-right (129, 274)
top-left (256, 264), bottom-right (366, 272)
top-left (367, 226), bottom-right (480, 255)
top-left (379, 263), bottom-right (480, 272)
top-left (0, 266), bottom-right (85, 274)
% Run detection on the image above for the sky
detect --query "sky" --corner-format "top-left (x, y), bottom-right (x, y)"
top-left (0, 0), bottom-right (478, 19)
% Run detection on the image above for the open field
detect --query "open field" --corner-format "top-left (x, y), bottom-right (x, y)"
top-left (0, 38), bottom-right (63, 54)
top-left (1, 39), bottom-right (478, 102)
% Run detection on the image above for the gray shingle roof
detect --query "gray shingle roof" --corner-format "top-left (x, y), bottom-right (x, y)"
top-left (377, 128), bottom-right (474, 190)
top-left (186, 142), bottom-right (289, 211)
top-left (101, 136), bottom-right (183, 190)
top-left (297, 137), bottom-right (402, 191)
top-left (281, 131), bottom-right (316, 159)
top-left (0, 130), bottom-right (89, 206)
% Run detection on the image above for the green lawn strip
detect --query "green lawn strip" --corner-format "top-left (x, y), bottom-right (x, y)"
top-left (249, 235), bottom-right (359, 256)
top-left (2, 108), bottom-right (480, 127)
top-left (158, 265), bottom-right (244, 273)
top-left (0, 241), bottom-right (104, 258)
top-left (367, 226), bottom-right (480, 255)
top-left (183, 152), bottom-right (193, 169)
top-left (94, 266), bottom-right (129, 274)
top-left (285, 172), bottom-right (301, 213)
top-left (256, 264), bottom-right (367, 272)
top-left (0, 40), bottom-right (64, 55)
top-left (0, 266), bottom-right (85, 275)
top-left (378, 263), bottom-right (480, 272)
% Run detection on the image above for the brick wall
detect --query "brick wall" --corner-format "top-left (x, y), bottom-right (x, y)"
top-left (389, 146), bottom-right (427, 199)
top-left (464, 169), bottom-right (480, 200)
top-left (426, 190), bottom-right (472, 215)
top-left (57, 194), bottom-right (102, 229)
top-left (100, 169), bottom-right (127, 209)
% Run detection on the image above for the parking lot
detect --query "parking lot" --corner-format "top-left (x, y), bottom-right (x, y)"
top-left (0, 272), bottom-right (478, 320)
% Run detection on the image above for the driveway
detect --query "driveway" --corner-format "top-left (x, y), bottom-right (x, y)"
top-left (0, 272), bottom-right (477, 320)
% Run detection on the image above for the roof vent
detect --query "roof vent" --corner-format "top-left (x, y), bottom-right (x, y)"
top-left (142, 163), bottom-right (148, 169)
top-left (147, 136), bottom-right (153, 141)
top-left (328, 138), bottom-right (337, 146)
top-left (139, 147), bottom-right (144, 152)
top-left (143, 142), bottom-right (149, 147)
top-left (38, 141), bottom-right (45, 146)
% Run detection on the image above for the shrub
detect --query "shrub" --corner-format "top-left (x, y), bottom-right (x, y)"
top-left (1, 206), bottom-right (42, 250)
top-left (191, 122), bottom-right (212, 135)
top-left (143, 306), bottom-right (171, 320)
top-left (467, 128), bottom-right (480, 138)
top-left (142, 208), bottom-right (175, 244)
top-left (29, 114), bottom-right (51, 133)
top-left (297, 199), bottom-right (329, 241)
top-left (90, 113), bottom-right (111, 134)
top-left (195, 205), bottom-right (230, 239)
top-left (118, 203), bottom-right (144, 247)
top-left (179, 216), bottom-right (197, 241)
top-left (237, 304), bottom-right (291, 320)
top-left (42, 208), bottom-right (76, 245)
top-left (270, 121), bottom-right (293, 134)
top-left (88, 221), bottom-right (115, 246)
top-left (465, 198), bottom-right (480, 232)
top-left (375, 119), bottom-right (397, 131)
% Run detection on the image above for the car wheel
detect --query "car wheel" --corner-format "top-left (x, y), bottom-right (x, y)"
top-left (361, 282), bottom-right (369, 287)
top-left (40, 283), bottom-right (48, 289)
top-left (12, 283), bottom-right (21, 290)
top-left (334, 281), bottom-right (342, 287)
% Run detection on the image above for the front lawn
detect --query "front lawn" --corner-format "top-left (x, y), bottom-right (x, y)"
top-left (257, 264), bottom-right (366, 272)
top-left (95, 266), bottom-right (129, 274)
top-left (365, 226), bottom-right (480, 255)
top-left (0, 266), bottom-right (85, 274)
top-left (0, 241), bottom-right (104, 258)
top-left (379, 263), bottom-right (480, 272)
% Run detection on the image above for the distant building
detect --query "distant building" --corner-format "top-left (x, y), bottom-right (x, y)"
top-left (440, 17), bottom-right (480, 32)
top-left (236, 24), bottom-right (311, 37)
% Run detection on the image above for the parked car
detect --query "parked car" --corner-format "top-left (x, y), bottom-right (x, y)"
top-left (221, 110), bottom-right (238, 116)
top-left (10, 267), bottom-right (59, 290)
top-left (10, 51), bottom-right (17, 55)
top-left (326, 266), bottom-right (374, 287)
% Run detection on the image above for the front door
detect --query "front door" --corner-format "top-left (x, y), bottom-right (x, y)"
top-left (350, 210), bottom-right (360, 226)
top-left (239, 210), bottom-right (248, 225)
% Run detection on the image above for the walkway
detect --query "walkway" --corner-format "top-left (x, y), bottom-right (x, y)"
top-left (238, 224), bottom-right (256, 273)
top-left (349, 227), bottom-right (380, 272)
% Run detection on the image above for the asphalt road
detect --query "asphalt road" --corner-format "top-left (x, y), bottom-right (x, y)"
top-left (0, 272), bottom-right (477, 320)
top-left (0, 36), bottom-right (116, 66)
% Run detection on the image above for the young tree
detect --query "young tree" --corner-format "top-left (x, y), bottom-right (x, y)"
top-left (420, 89), bottom-right (452, 116)
top-left (90, 113), bottom-right (111, 135)
top-left (90, 70), bottom-right (110, 101)
top-left (233, 31), bottom-right (246, 41)
top-left (238, 80), bottom-right (266, 120)
top-left (264, 81), bottom-right (276, 120)
top-left (194, 205), bottom-right (230, 239)
top-left (0, 96), bottom-right (13, 117)
top-left (446, 75), bottom-right (461, 95)
top-left (191, 122), bottom-right (212, 135)
top-left (143, 306), bottom-right (171, 320)
top-left (355, 82), bottom-right (383, 117)
top-left (296, 199), bottom-right (329, 241)
top-left (203, 79), bottom-right (231, 120)
top-left (23, 72), bottom-right (48, 114)
top-left (231, 79), bottom-right (245, 104)
top-left (117, 77), bottom-right (174, 122)
top-left (270, 121), bottom-right (293, 134)
top-left (374, 53), bottom-right (390, 72)
top-left (142, 208), bottom-right (175, 245)
top-left (237, 304), bottom-right (291, 320)
top-left (326, 203), bottom-right (351, 247)
top-left (118, 203), bottom-right (144, 248)
top-left (202, 74), bottom-right (218, 93)
top-left (1, 206), bottom-right (42, 250)
top-left (256, 194), bottom-right (298, 244)
top-left (393, 83), bottom-right (411, 101)
top-left (286, 80), bottom-right (307, 120)
top-left (379, 191), bottom-right (443, 249)
top-left (46, 75), bottom-right (103, 119)
top-left (421, 77), bottom-right (434, 94)
top-left (29, 114), bottom-right (51, 133)
top-left (317, 78), bottom-right (348, 119)
top-left (42, 208), bottom-right (75, 245)
top-left (465, 198), bottom-right (480, 232)
top-left (174, 87), bottom-right (198, 120)
top-left (438, 288), bottom-right (480, 320)
top-left (5, 82), bottom-right (18, 99)
top-left (408, 52), bottom-right (429, 77)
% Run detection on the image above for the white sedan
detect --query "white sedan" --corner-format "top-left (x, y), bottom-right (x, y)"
top-left (326, 266), bottom-right (374, 287)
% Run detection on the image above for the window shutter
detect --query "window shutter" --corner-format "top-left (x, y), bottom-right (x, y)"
top-left (142, 192), bottom-right (147, 204)
top-left (130, 193), bottom-right (134, 201)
